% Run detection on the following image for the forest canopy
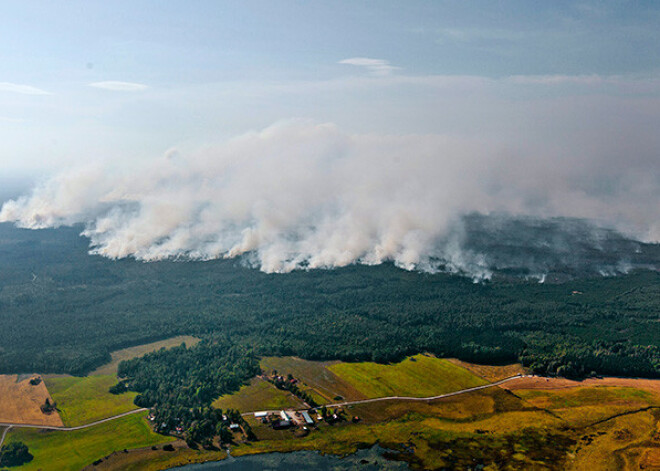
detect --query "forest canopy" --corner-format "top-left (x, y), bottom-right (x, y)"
top-left (0, 223), bottom-right (658, 380)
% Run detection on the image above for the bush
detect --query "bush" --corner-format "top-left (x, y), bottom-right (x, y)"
top-left (0, 442), bottom-right (33, 467)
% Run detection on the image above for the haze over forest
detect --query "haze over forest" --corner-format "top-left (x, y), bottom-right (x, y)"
top-left (1, 1), bottom-right (659, 277)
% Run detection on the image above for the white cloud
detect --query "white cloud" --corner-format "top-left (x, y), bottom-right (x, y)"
top-left (88, 81), bottom-right (149, 92)
top-left (0, 82), bottom-right (50, 95)
top-left (339, 57), bottom-right (400, 76)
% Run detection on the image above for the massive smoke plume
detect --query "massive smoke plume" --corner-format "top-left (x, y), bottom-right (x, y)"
top-left (1, 120), bottom-right (658, 278)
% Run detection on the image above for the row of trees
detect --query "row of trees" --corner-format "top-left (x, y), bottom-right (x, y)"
top-left (268, 373), bottom-right (319, 408)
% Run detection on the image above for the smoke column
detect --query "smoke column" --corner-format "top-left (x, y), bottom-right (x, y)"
top-left (1, 120), bottom-right (658, 278)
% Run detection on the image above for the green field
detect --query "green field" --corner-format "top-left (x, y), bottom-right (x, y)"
top-left (212, 377), bottom-right (304, 412)
top-left (5, 412), bottom-right (173, 471)
top-left (90, 336), bottom-right (200, 376)
top-left (327, 354), bottom-right (488, 398)
top-left (44, 375), bottom-right (138, 427)
top-left (260, 356), bottom-right (367, 403)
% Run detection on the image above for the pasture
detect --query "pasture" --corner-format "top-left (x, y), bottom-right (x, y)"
top-left (0, 375), bottom-right (63, 426)
top-left (260, 356), bottom-right (366, 403)
top-left (5, 412), bottom-right (173, 471)
top-left (44, 375), bottom-right (138, 427)
top-left (327, 354), bottom-right (488, 398)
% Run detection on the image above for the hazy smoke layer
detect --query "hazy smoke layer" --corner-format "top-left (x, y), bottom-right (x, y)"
top-left (1, 121), bottom-right (658, 278)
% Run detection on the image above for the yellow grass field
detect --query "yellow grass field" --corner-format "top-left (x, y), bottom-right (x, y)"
top-left (212, 377), bottom-right (304, 412)
top-left (447, 358), bottom-right (526, 382)
top-left (328, 354), bottom-right (488, 398)
top-left (0, 375), bottom-right (63, 426)
top-left (90, 335), bottom-right (200, 376)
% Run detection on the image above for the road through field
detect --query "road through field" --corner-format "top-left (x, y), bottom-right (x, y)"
top-left (242, 374), bottom-right (524, 415)
top-left (0, 375), bottom-right (525, 444)
top-left (0, 408), bottom-right (149, 434)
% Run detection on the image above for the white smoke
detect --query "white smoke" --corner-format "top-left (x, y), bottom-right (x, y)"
top-left (1, 120), bottom-right (659, 275)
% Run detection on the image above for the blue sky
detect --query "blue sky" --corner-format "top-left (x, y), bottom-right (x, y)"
top-left (1, 1), bottom-right (660, 178)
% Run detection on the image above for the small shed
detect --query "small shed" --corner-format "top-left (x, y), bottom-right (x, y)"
top-left (301, 411), bottom-right (314, 425)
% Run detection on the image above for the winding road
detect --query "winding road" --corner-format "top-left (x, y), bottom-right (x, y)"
top-left (0, 375), bottom-right (525, 448)
top-left (242, 374), bottom-right (524, 416)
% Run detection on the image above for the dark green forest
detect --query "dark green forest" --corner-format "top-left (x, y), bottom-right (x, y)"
top-left (0, 223), bottom-right (659, 380)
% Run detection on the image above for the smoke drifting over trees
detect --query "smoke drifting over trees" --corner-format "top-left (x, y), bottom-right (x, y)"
top-left (1, 121), bottom-right (658, 278)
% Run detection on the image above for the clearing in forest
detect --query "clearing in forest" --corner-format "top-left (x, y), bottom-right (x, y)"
top-left (0, 375), bottom-right (63, 426)
top-left (89, 335), bottom-right (200, 376)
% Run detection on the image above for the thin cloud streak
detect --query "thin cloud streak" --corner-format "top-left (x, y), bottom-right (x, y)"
top-left (339, 58), bottom-right (400, 76)
top-left (89, 81), bottom-right (149, 92)
top-left (0, 82), bottom-right (50, 95)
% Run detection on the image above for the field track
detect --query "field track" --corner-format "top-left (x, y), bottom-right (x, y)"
top-left (0, 425), bottom-right (12, 448)
top-left (242, 374), bottom-right (524, 415)
top-left (0, 408), bottom-right (149, 438)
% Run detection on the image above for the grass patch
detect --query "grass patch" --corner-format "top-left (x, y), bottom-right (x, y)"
top-left (5, 412), bottom-right (173, 471)
top-left (518, 386), bottom-right (654, 410)
top-left (446, 359), bottom-right (526, 382)
top-left (260, 356), bottom-right (366, 403)
top-left (212, 377), bottom-right (304, 412)
top-left (328, 354), bottom-right (487, 398)
top-left (90, 336), bottom-right (200, 376)
top-left (44, 375), bottom-right (138, 427)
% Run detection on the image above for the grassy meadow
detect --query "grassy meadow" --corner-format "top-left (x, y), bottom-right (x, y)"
top-left (327, 354), bottom-right (488, 398)
top-left (5, 412), bottom-right (173, 471)
top-left (212, 377), bottom-right (304, 412)
top-left (44, 375), bottom-right (138, 427)
top-left (260, 356), bottom-right (366, 403)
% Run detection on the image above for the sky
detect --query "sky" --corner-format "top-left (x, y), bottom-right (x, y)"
top-left (1, 1), bottom-right (659, 273)
top-left (2, 0), bottom-right (659, 174)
